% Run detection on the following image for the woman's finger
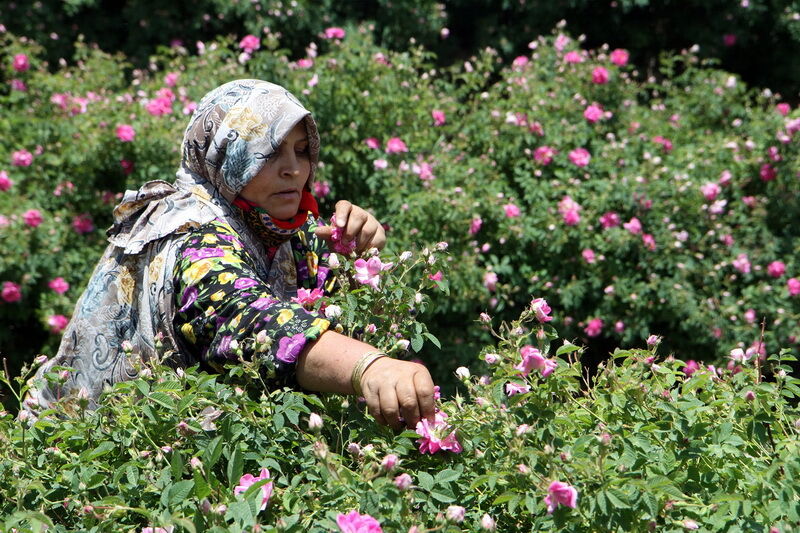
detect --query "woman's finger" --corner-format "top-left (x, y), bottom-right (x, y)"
top-left (345, 208), bottom-right (368, 243)
top-left (356, 223), bottom-right (378, 253)
top-left (378, 386), bottom-right (402, 430)
top-left (334, 200), bottom-right (353, 230)
top-left (396, 378), bottom-right (422, 429)
top-left (364, 388), bottom-right (387, 426)
top-left (371, 224), bottom-right (387, 251)
top-left (413, 370), bottom-right (436, 423)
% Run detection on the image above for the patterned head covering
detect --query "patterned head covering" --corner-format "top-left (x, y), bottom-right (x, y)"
top-left (181, 79), bottom-right (320, 202)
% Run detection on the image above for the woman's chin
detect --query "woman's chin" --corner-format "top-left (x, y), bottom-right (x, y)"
top-left (267, 206), bottom-right (300, 221)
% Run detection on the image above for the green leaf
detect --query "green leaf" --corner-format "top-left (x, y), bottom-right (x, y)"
top-left (411, 334), bottom-right (424, 352)
top-left (149, 391), bottom-right (176, 410)
top-left (193, 470), bottom-right (211, 500)
top-left (227, 447), bottom-right (244, 486)
top-left (417, 472), bottom-right (435, 491)
top-left (435, 468), bottom-right (461, 484)
top-left (80, 441), bottom-right (116, 461)
top-left (556, 342), bottom-right (580, 356)
top-left (168, 479), bottom-right (195, 506)
top-left (423, 332), bottom-right (441, 349)
top-left (204, 436), bottom-right (224, 469)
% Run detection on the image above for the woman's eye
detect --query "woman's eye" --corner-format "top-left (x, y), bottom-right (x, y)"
top-left (296, 147), bottom-right (309, 155)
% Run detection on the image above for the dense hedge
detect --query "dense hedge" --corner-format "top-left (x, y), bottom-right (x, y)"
top-left (1, 24), bottom-right (798, 380)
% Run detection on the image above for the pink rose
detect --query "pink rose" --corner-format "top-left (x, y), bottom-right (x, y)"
top-left (483, 271), bottom-right (498, 291)
top-left (582, 248), bottom-right (596, 264)
top-left (313, 181), bottom-right (331, 198)
top-left (10, 79), bottom-right (26, 92)
top-left (415, 410), bottom-right (462, 454)
top-left (599, 211), bottom-right (620, 229)
top-left (145, 96), bottom-right (173, 116)
top-left (48, 277), bottom-right (70, 294)
top-left (72, 214), bottom-right (94, 234)
top-left (116, 124), bottom-right (136, 142)
top-left (623, 217), bottom-right (642, 234)
top-left (515, 345), bottom-right (557, 378)
top-left (238, 34), bottom-right (260, 53)
top-left (469, 216), bottom-right (482, 235)
top-left (1, 281), bottom-right (22, 303)
top-left (428, 271), bottom-right (443, 281)
top-left (544, 481), bottom-right (578, 513)
top-left (533, 145), bottom-right (555, 165)
top-left (723, 34), bottom-right (737, 47)
top-left (364, 137), bottom-right (381, 149)
top-left (767, 261), bottom-right (786, 278)
top-left (503, 203), bottom-right (521, 218)
top-left (585, 318), bottom-right (603, 337)
top-left (512, 55), bottom-right (529, 70)
top-left (234, 468), bottom-right (272, 511)
top-left (12, 149), bottom-right (33, 167)
top-left (353, 257), bottom-right (393, 289)
top-left (642, 233), bottom-right (656, 251)
top-left (760, 163), bottom-right (777, 182)
top-left (296, 58), bottom-right (314, 69)
top-left (431, 109), bottom-right (446, 126)
top-left (164, 72), bottom-right (179, 87)
top-left (23, 209), bottom-right (43, 227)
top-left (788, 278), bottom-right (800, 296)
top-left (530, 297), bottom-right (553, 323)
top-left (583, 104), bottom-right (604, 123)
top-left (683, 360), bottom-right (700, 376)
top-left (324, 27), bottom-right (346, 40)
top-left (0, 171), bottom-right (13, 191)
top-left (568, 147), bottom-right (590, 167)
top-left (652, 135), bottom-right (673, 153)
top-left (505, 382), bottom-right (531, 396)
top-left (394, 473), bottom-right (413, 490)
top-left (609, 49), bottom-right (629, 66)
top-left (48, 314), bottom-right (69, 334)
top-left (591, 66), bottom-right (609, 84)
top-left (121, 159), bottom-right (135, 175)
top-left (732, 253), bottom-right (751, 274)
top-left (776, 103), bottom-right (791, 116)
top-left (12, 53), bottom-right (30, 72)
top-left (563, 51), bottom-right (584, 64)
top-left (385, 137), bottom-right (408, 154)
top-left (336, 511), bottom-right (382, 533)
top-left (291, 287), bottom-right (325, 308)
top-left (700, 182), bottom-right (721, 202)
top-left (562, 209), bottom-right (580, 226)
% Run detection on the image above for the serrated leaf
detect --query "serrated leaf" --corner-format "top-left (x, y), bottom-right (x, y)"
top-left (204, 436), bottom-right (224, 469)
top-left (149, 391), bottom-right (175, 410)
top-left (417, 471), bottom-right (435, 491)
top-left (556, 343), bottom-right (580, 356)
top-left (411, 335), bottom-right (424, 352)
top-left (80, 441), bottom-right (116, 461)
top-left (168, 479), bottom-right (194, 506)
top-left (193, 470), bottom-right (211, 499)
top-left (227, 447), bottom-right (244, 486)
top-left (435, 468), bottom-right (461, 484)
top-left (423, 332), bottom-right (441, 349)
top-left (492, 491), bottom-right (517, 505)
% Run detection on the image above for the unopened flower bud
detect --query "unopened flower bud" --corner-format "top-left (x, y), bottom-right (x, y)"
top-left (308, 412), bottom-right (323, 431)
top-left (480, 514), bottom-right (496, 531)
top-left (744, 390), bottom-right (755, 402)
top-left (445, 505), bottom-right (466, 523)
top-left (327, 253), bottom-right (340, 268)
top-left (381, 453), bottom-right (399, 471)
top-left (190, 457), bottom-right (203, 470)
top-left (313, 440), bottom-right (329, 459)
top-left (394, 472), bottom-right (413, 490)
top-left (484, 353), bottom-right (500, 364)
top-left (455, 366), bottom-right (471, 380)
top-left (34, 355), bottom-right (48, 365)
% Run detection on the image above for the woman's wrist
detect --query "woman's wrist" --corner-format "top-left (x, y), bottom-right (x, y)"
top-left (350, 350), bottom-right (389, 397)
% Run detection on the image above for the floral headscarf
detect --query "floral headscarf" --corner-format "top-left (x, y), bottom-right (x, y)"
top-left (25, 79), bottom-right (322, 413)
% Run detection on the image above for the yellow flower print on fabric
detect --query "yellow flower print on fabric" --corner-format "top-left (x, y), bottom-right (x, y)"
top-left (222, 105), bottom-right (267, 141)
top-left (117, 265), bottom-right (135, 305)
top-left (181, 323), bottom-right (196, 344)
top-left (218, 272), bottom-right (236, 285)
top-left (210, 290), bottom-right (225, 302)
top-left (183, 259), bottom-right (214, 285)
top-left (276, 309), bottom-right (294, 325)
top-left (306, 251), bottom-right (318, 278)
top-left (230, 313), bottom-right (243, 330)
top-left (202, 233), bottom-right (219, 244)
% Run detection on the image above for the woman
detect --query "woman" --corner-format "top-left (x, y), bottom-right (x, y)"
top-left (27, 79), bottom-right (435, 430)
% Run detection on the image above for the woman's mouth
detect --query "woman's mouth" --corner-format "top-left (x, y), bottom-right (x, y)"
top-left (272, 189), bottom-right (299, 199)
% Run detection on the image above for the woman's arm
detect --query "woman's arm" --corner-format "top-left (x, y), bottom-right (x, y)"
top-left (297, 330), bottom-right (436, 430)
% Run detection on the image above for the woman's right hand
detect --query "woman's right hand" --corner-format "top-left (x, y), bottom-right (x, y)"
top-left (359, 357), bottom-right (437, 430)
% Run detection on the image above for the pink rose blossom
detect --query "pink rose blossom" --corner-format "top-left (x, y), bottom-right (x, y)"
top-left (585, 318), bottom-right (603, 337)
top-left (72, 214), bottom-right (94, 234)
top-left (503, 203), bottom-right (521, 218)
top-left (330, 214), bottom-right (357, 254)
top-left (767, 146), bottom-right (782, 162)
top-left (394, 473), bottom-right (413, 490)
top-left (445, 505), bottom-right (466, 523)
top-left (776, 103), bottom-right (791, 116)
top-left (544, 481), bottom-right (578, 513)
top-left (239, 34), bottom-right (260, 53)
top-left (145, 97), bottom-right (173, 116)
top-left (296, 58), bottom-right (314, 69)
top-left (48, 277), bottom-right (69, 294)
top-left (582, 248), bottom-right (596, 264)
top-left (23, 209), bottom-right (43, 227)
top-left (116, 124), bottom-right (136, 142)
top-left (583, 103), bottom-right (604, 123)
top-left (481, 514), bottom-right (496, 531)
top-left (533, 145), bottom-right (555, 165)
top-left (652, 135), bottom-right (673, 153)
top-left (431, 109), bottom-right (446, 126)
top-left (599, 211), bottom-right (620, 229)
top-left (353, 257), bottom-right (393, 289)
top-left (141, 527), bottom-right (174, 533)
top-left (164, 72), bottom-right (179, 87)
top-left (592, 66), bottom-right (609, 84)
top-left (760, 163), bottom-right (777, 182)
top-left (614, 320), bottom-right (625, 333)
top-left (515, 345), bottom-right (557, 378)
top-left (469, 217), bottom-right (482, 235)
top-left (415, 410), bottom-right (462, 454)
top-left (483, 271), bottom-right (498, 291)
top-left (324, 27), bottom-right (346, 40)
top-left (505, 382), bottom-right (531, 396)
top-left (530, 298), bottom-right (553, 323)
top-left (364, 137), bottom-right (380, 149)
top-left (0, 171), bottom-right (13, 191)
top-left (428, 271), bottom-right (443, 281)
top-left (381, 454), bottom-right (399, 471)
top-left (642, 233), bottom-right (656, 251)
top-left (732, 253), bottom-right (751, 274)
top-left (646, 335), bottom-right (660, 346)
top-left (48, 314), bottom-right (69, 334)
top-left (683, 360), bottom-right (700, 377)
top-left (623, 217), bottom-right (642, 234)
top-left (413, 161), bottom-right (435, 181)
top-left (788, 278), bottom-right (800, 296)
top-left (313, 181), bottom-right (331, 198)
top-left (568, 147), bottom-right (590, 167)
top-left (1, 281), bottom-right (22, 303)
top-left (563, 51), bottom-right (584, 64)
top-left (562, 210), bottom-right (580, 226)
top-left (234, 468), bottom-right (273, 511)
top-left (700, 182), bottom-right (721, 202)
top-left (723, 34), bottom-right (737, 47)
top-left (373, 159), bottom-right (388, 170)
top-left (767, 261), bottom-right (786, 278)
top-left (10, 79), bottom-right (26, 91)
top-left (609, 49), bottom-right (629, 66)
top-left (512, 55), bottom-right (529, 70)
top-left (12, 53), bottom-right (30, 72)
top-left (12, 149), bottom-right (33, 167)
top-left (385, 137), bottom-right (408, 154)
top-left (291, 287), bottom-right (325, 308)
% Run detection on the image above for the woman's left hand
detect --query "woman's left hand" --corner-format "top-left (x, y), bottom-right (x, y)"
top-left (314, 200), bottom-right (386, 253)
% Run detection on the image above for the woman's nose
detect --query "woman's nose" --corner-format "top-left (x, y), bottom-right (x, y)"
top-left (280, 152), bottom-right (301, 178)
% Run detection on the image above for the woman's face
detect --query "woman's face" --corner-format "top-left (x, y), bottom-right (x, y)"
top-left (239, 121), bottom-right (311, 220)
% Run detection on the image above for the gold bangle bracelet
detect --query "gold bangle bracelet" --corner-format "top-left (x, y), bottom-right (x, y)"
top-left (351, 351), bottom-right (388, 397)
